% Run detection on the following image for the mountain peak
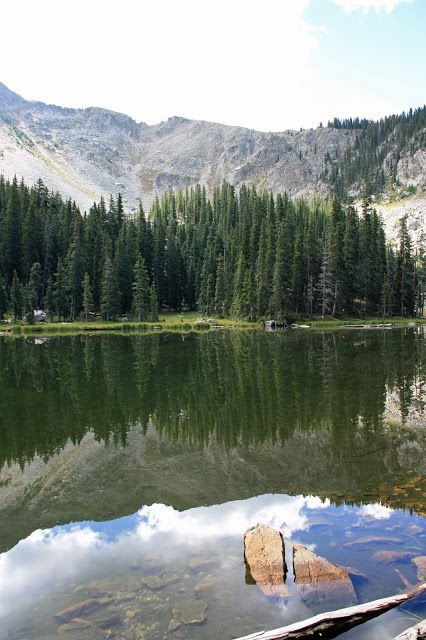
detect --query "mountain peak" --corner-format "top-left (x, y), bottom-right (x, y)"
top-left (0, 82), bottom-right (25, 106)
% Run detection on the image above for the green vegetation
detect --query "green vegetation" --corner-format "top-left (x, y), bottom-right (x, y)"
top-left (326, 106), bottom-right (426, 198)
top-left (0, 175), bottom-right (424, 324)
top-left (0, 313), bottom-right (423, 336)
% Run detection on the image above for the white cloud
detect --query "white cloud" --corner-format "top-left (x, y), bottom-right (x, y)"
top-left (357, 503), bottom-right (393, 519)
top-left (136, 494), bottom-right (330, 541)
top-left (332, 0), bottom-right (412, 13)
top-left (0, 527), bottom-right (101, 617)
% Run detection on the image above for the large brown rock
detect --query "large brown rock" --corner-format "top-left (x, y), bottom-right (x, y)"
top-left (293, 543), bottom-right (357, 607)
top-left (244, 523), bottom-right (288, 597)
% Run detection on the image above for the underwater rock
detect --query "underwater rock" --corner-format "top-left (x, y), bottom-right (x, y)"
top-left (412, 556), bottom-right (426, 581)
top-left (194, 574), bottom-right (217, 596)
top-left (57, 618), bottom-right (92, 634)
top-left (187, 557), bottom-right (215, 571)
top-left (244, 523), bottom-right (288, 597)
top-left (140, 575), bottom-right (166, 590)
top-left (373, 550), bottom-right (417, 564)
top-left (293, 543), bottom-right (357, 607)
top-left (96, 612), bottom-right (122, 629)
top-left (168, 599), bottom-right (208, 632)
top-left (54, 597), bottom-right (112, 623)
top-left (343, 536), bottom-right (402, 549)
top-left (130, 556), bottom-right (166, 574)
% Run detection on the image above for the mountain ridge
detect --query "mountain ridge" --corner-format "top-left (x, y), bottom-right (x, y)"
top-left (0, 81), bottom-right (355, 209)
top-left (0, 82), bottom-right (425, 244)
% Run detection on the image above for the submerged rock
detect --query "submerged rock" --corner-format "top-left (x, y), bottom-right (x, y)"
top-left (244, 523), bottom-right (288, 597)
top-left (187, 557), bottom-right (215, 572)
top-left (168, 599), bottom-right (208, 632)
top-left (57, 618), bottom-right (92, 634)
top-left (373, 550), bottom-right (417, 564)
top-left (293, 543), bottom-right (357, 607)
top-left (140, 575), bottom-right (166, 591)
top-left (194, 574), bottom-right (217, 596)
top-left (343, 535), bottom-right (403, 549)
top-left (54, 597), bottom-right (112, 623)
top-left (412, 556), bottom-right (426, 581)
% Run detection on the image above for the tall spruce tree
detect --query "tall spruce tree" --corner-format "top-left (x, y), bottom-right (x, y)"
top-left (28, 262), bottom-right (43, 310)
top-left (10, 271), bottom-right (24, 320)
top-left (82, 273), bottom-right (94, 321)
top-left (101, 257), bottom-right (120, 320)
top-left (131, 256), bottom-right (150, 321)
top-left (0, 274), bottom-right (8, 319)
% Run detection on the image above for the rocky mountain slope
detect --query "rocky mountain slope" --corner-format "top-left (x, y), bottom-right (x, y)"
top-left (0, 82), bottom-right (353, 210)
top-left (0, 82), bottom-right (425, 243)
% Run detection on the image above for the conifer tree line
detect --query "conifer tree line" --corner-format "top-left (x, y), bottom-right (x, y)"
top-left (0, 175), bottom-right (424, 321)
top-left (325, 106), bottom-right (426, 197)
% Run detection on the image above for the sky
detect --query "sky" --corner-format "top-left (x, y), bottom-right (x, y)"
top-left (0, 0), bottom-right (424, 131)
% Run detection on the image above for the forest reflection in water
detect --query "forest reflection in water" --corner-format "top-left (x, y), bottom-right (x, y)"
top-left (0, 328), bottom-right (424, 467)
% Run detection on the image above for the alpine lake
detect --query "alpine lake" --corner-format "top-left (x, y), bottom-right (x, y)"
top-left (0, 327), bottom-right (425, 640)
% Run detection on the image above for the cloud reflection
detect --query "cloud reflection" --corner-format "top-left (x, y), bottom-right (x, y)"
top-left (0, 493), bottom-right (400, 623)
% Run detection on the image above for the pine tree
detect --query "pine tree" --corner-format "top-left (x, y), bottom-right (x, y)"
top-left (67, 215), bottom-right (86, 320)
top-left (131, 256), bottom-right (150, 321)
top-left (10, 270), bottom-right (24, 320)
top-left (214, 254), bottom-right (226, 317)
top-left (55, 258), bottom-right (70, 320)
top-left (148, 285), bottom-right (158, 321)
top-left (28, 262), bottom-right (43, 310)
top-left (82, 273), bottom-right (94, 321)
top-left (2, 177), bottom-right (22, 284)
top-left (396, 216), bottom-right (416, 316)
top-left (101, 257), bottom-right (120, 321)
top-left (0, 273), bottom-right (8, 319)
top-left (44, 275), bottom-right (56, 319)
top-left (317, 237), bottom-right (333, 317)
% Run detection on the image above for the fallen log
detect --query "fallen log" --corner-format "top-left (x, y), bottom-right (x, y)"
top-left (234, 582), bottom-right (426, 640)
top-left (393, 619), bottom-right (426, 639)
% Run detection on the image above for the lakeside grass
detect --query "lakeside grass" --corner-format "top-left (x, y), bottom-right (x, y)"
top-left (0, 312), bottom-right (257, 336)
top-left (291, 316), bottom-right (426, 329)
top-left (0, 313), bottom-right (424, 336)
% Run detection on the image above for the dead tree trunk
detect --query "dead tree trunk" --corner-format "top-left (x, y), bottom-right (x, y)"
top-left (234, 582), bottom-right (426, 640)
top-left (393, 619), bottom-right (426, 639)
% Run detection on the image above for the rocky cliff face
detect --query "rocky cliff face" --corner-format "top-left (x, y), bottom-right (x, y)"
top-left (0, 82), bottom-right (425, 243)
top-left (0, 82), bottom-right (353, 211)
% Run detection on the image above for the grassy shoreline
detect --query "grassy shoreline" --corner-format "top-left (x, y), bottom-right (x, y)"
top-left (0, 313), bottom-right (424, 336)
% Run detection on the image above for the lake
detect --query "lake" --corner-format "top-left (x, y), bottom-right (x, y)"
top-left (0, 328), bottom-right (425, 639)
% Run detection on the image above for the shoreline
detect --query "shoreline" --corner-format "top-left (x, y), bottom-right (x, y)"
top-left (0, 316), bottom-right (424, 336)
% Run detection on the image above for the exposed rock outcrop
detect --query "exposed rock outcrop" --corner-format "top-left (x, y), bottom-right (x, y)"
top-left (293, 543), bottom-right (357, 607)
top-left (244, 523), bottom-right (288, 597)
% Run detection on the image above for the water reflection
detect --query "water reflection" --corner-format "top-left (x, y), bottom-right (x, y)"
top-left (0, 493), bottom-right (425, 639)
top-left (0, 329), bottom-right (424, 468)
top-left (0, 329), bottom-right (425, 554)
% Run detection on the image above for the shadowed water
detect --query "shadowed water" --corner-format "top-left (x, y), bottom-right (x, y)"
top-left (0, 328), bottom-right (425, 639)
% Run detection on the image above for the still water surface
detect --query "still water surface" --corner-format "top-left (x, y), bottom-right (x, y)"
top-left (0, 329), bottom-right (425, 639)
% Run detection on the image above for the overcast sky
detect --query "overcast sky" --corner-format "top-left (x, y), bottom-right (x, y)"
top-left (0, 0), bottom-right (424, 131)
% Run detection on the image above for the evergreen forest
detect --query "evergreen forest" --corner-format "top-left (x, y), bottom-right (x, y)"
top-left (0, 175), bottom-right (424, 322)
top-left (325, 105), bottom-right (426, 197)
